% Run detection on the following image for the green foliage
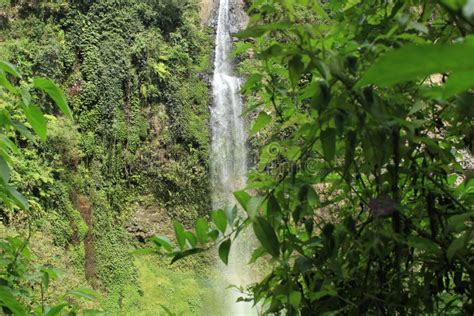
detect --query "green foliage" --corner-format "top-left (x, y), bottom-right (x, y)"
top-left (0, 230), bottom-right (100, 315)
top-left (164, 0), bottom-right (474, 314)
top-left (1, 0), bottom-right (212, 312)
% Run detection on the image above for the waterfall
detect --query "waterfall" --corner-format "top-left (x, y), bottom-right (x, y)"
top-left (210, 0), bottom-right (255, 314)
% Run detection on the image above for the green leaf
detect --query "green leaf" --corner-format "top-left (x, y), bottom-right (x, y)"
top-left (289, 55), bottom-right (304, 87)
top-left (247, 196), bottom-right (265, 219)
top-left (67, 288), bottom-right (99, 301)
top-left (407, 236), bottom-right (442, 255)
top-left (0, 61), bottom-right (21, 78)
top-left (184, 231), bottom-right (197, 248)
top-left (170, 248), bottom-right (204, 264)
top-left (224, 205), bottom-right (238, 224)
top-left (218, 239), bottom-right (231, 265)
top-left (0, 286), bottom-right (27, 316)
top-left (32, 77), bottom-right (73, 120)
top-left (234, 190), bottom-right (251, 212)
top-left (0, 70), bottom-right (17, 94)
top-left (253, 216), bottom-right (280, 258)
top-left (447, 231), bottom-right (472, 260)
top-left (447, 212), bottom-right (474, 233)
top-left (235, 22), bottom-right (293, 38)
top-left (195, 218), bottom-right (209, 245)
top-left (356, 43), bottom-right (474, 88)
top-left (24, 104), bottom-right (47, 141)
top-left (266, 195), bottom-right (281, 218)
top-left (320, 128), bottom-right (336, 162)
top-left (12, 120), bottom-right (36, 143)
top-left (173, 222), bottom-right (187, 250)
top-left (19, 86), bottom-right (31, 106)
top-left (8, 186), bottom-right (29, 210)
top-left (0, 156), bottom-right (10, 184)
top-left (149, 236), bottom-right (173, 252)
top-left (45, 304), bottom-right (68, 316)
top-left (211, 210), bottom-right (227, 233)
top-left (251, 111), bottom-right (271, 136)
top-left (289, 291), bottom-right (302, 308)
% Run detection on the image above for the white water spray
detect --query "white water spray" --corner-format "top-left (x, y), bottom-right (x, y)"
top-left (210, 0), bottom-right (256, 314)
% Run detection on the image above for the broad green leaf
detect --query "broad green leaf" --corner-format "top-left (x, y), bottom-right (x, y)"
top-left (207, 229), bottom-right (219, 241)
top-left (312, 1), bottom-right (328, 18)
top-left (12, 120), bottom-right (36, 143)
top-left (45, 304), bottom-right (67, 316)
top-left (0, 156), bottom-right (10, 184)
top-left (248, 246), bottom-right (266, 264)
top-left (195, 218), bottom-right (209, 244)
top-left (447, 212), bottom-right (474, 233)
top-left (407, 236), bottom-right (442, 255)
top-left (234, 190), bottom-right (251, 212)
top-left (356, 44), bottom-right (474, 88)
top-left (235, 22), bottom-right (293, 38)
top-left (67, 288), bottom-right (99, 301)
top-left (289, 55), bottom-right (304, 87)
top-left (247, 196), bottom-right (265, 219)
top-left (447, 231), bottom-right (472, 260)
top-left (184, 231), bottom-right (197, 248)
top-left (0, 61), bottom-right (21, 78)
top-left (24, 104), bottom-right (47, 141)
top-left (224, 205), bottom-right (238, 224)
top-left (8, 186), bottom-right (29, 210)
top-left (173, 222), bottom-right (187, 250)
top-left (149, 236), bottom-right (173, 252)
top-left (285, 145), bottom-right (301, 161)
top-left (0, 70), bottom-right (17, 94)
top-left (253, 216), bottom-right (280, 258)
top-left (0, 286), bottom-right (27, 316)
top-left (218, 239), bottom-right (231, 265)
top-left (289, 291), bottom-right (302, 308)
top-left (266, 195), bottom-right (281, 218)
top-left (320, 128), bottom-right (336, 162)
top-left (211, 210), bottom-right (227, 233)
top-left (170, 248), bottom-right (204, 264)
top-left (251, 111), bottom-right (271, 136)
top-left (19, 86), bottom-right (31, 106)
top-left (33, 77), bottom-right (73, 120)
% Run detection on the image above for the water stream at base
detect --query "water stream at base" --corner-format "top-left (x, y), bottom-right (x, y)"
top-left (210, 0), bottom-right (256, 314)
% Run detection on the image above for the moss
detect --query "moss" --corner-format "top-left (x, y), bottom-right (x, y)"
top-left (127, 255), bottom-right (225, 315)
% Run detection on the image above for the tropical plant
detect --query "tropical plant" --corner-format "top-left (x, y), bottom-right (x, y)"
top-left (0, 61), bottom-right (100, 315)
top-left (154, 0), bottom-right (474, 314)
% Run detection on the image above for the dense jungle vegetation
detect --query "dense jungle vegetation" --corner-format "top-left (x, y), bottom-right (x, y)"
top-left (0, 0), bottom-right (217, 314)
top-left (1, 0), bottom-right (474, 315)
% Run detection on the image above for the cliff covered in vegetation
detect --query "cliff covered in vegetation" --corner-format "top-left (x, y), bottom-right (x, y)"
top-left (0, 0), bottom-right (214, 313)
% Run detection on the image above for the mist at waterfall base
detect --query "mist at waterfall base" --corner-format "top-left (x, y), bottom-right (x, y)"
top-left (210, 0), bottom-right (257, 315)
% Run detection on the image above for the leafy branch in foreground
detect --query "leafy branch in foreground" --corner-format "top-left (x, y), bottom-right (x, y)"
top-left (152, 0), bottom-right (474, 314)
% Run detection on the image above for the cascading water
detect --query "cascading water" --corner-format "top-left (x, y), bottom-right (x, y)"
top-left (210, 0), bottom-right (255, 314)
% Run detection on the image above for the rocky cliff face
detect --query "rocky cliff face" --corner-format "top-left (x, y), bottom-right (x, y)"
top-left (200, 0), bottom-right (248, 30)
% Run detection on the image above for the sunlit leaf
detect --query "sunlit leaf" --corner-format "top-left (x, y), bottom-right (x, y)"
top-left (24, 104), bottom-right (47, 142)
top-left (195, 218), bottom-right (209, 245)
top-left (33, 77), bottom-right (73, 120)
top-left (357, 44), bottom-right (474, 88)
top-left (211, 210), bottom-right (227, 233)
top-left (250, 111), bottom-right (271, 136)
